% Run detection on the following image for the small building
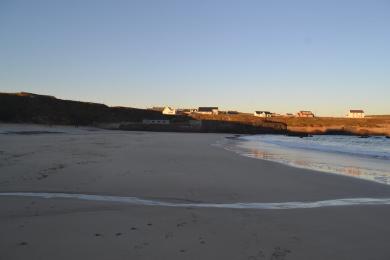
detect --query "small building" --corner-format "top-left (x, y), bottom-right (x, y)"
top-left (176, 108), bottom-right (198, 114)
top-left (347, 110), bottom-right (365, 118)
top-left (297, 111), bottom-right (315, 117)
top-left (150, 106), bottom-right (176, 115)
top-left (142, 119), bottom-right (170, 125)
top-left (197, 107), bottom-right (219, 115)
top-left (254, 111), bottom-right (272, 118)
top-left (227, 111), bottom-right (239, 115)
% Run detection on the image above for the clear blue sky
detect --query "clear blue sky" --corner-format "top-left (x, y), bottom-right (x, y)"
top-left (1, 0), bottom-right (389, 116)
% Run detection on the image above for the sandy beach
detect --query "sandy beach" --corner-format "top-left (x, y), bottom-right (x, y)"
top-left (1, 124), bottom-right (390, 260)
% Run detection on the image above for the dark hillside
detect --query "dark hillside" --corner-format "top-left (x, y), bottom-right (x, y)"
top-left (0, 92), bottom-right (175, 125)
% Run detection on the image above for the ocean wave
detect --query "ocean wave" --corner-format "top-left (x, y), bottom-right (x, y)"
top-left (220, 135), bottom-right (390, 185)
top-left (240, 135), bottom-right (390, 159)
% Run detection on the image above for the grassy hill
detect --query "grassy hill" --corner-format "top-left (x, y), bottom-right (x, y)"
top-left (191, 113), bottom-right (390, 127)
top-left (0, 92), bottom-right (177, 125)
top-left (191, 113), bottom-right (390, 136)
top-left (268, 116), bottom-right (390, 127)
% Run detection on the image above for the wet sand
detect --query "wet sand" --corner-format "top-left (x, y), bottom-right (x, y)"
top-left (1, 124), bottom-right (390, 259)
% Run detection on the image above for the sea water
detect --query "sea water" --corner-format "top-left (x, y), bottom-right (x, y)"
top-left (221, 135), bottom-right (390, 185)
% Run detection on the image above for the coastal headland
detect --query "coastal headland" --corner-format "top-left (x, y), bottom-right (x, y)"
top-left (1, 92), bottom-right (390, 136)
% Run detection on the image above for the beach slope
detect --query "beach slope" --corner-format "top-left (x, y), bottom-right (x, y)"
top-left (1, 124), bottom-right (390, 259)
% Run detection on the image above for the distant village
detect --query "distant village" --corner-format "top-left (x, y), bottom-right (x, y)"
top-left (10, 92), bottom-right (367, 119)
top-left (147, 106), bottom-right (366, 119)
top-left (4, 91), bottom-right (388, 136)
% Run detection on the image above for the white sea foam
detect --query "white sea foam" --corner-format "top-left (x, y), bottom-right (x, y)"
top-left (1, 192), bottom-right (390, 209)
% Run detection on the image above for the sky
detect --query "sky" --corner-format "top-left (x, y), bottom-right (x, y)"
top-left (1, 0), bottom-right (389, 116)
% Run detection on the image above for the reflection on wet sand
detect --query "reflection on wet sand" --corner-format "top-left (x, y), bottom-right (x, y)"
top-left (344, 167), bottom-right (361, 177)
top-left (293, 160), bottom-right (310, 167)
top-left (248, 149), bottom-right (276, 160)
top-left (222, 137), bottom-right (390, 186)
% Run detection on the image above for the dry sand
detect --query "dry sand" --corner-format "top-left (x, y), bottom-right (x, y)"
top-left (1, 123), bottom-right (390, 260)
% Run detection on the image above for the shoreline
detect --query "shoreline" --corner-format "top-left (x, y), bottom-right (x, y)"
top-left (219, 135), bottom-right (390, 187)
top-left (1, 123), bottom-right (390, 202)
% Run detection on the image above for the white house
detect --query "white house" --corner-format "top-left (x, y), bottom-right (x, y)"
top-left (254, 111), bottom-right (272, 118)
top-left (150, 106), bottom-right (176, 115)
top-left (197, 107), bottom-right (219, 115)
top-left (347, 110), bottom-right (365, 118)
top-left (162, 107), bottom-right (176, 115)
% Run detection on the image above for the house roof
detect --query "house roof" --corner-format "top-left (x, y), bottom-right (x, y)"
top-left (177, 108), bottom-right (196, 111)
top-left (350, 110), bottom-right (364, 113)
top-left (151, 107), bottom-right (165, 111)
top-left (151, 106), bottom-right (174, 111)
top-left (299, 111), bottom-right (314, 114)
top-left (198, 107), bottom-right (218, 111)
top-left (227, 111), bottom-right (239, 114)
top-left (255, 111), bottom-right (271, 114)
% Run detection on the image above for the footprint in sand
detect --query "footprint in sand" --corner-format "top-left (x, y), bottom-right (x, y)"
top-left (247, 250), bottom-right (265, 260)
top-left (164, 232), bottom-right (173, 239)
top-left (199, 236), bottom-right (206, 245)
top-left (270, 247), bottom-right (291, 260)
top-left (134, 242), bottom-right (149, 250)
top-left (176, 222), bottom-right (187, 228)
